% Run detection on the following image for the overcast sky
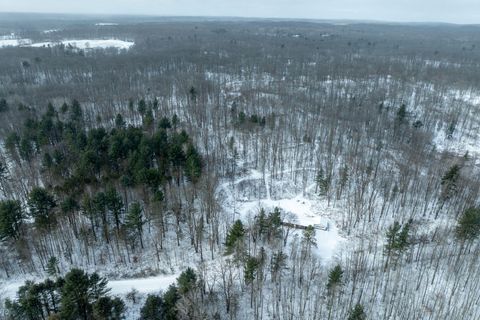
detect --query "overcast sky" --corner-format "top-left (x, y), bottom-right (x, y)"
top-left (0, 0), bottom-right (479, 24)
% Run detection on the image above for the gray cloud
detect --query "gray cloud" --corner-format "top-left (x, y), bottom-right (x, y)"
top-left (0, 0), bottom-right (479, 24)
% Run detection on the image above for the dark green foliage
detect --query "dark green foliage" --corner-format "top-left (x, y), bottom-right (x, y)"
top-left (384, 220), bottom-right (412, 269)
top-left (6, 268), bottom-right (115, 320)
top-left (5, 279), bottom-right (61, 320)
top-left (189, 86), bottom-right (197, 102)
top-left (440, 164), bottom-right (461, 200)
top-left (105, 187), bottom-right (124, 233)
top-left (385, 220), bottom-right (411, 255)
top-left (69, 99), bottom-right (83, 124)
top-left (255, 207), bottom-right (282, 242)
top-left (396, 104), bottom-right (407, 124)
top-left (115, 114), bottom-right (125, 128)
top-left (125, 202), bottom-right (145, 248)
top-left (348, 303), bottom-right (367, 320)
top-left (225, 220), bottom-right (245, 254)
top-left (244, 256), bottom-right (259, 285)
top-left (93, 296), bottom-right (125, 320)
top-left (138, 99), bottom-right (147, 115)
top-left (302, 225), bottom-right (317, 247)
top-left (140, 294), bottom-right (165, 320)
top-left (27, 187), bottom-right (56, 229)
top-left (316, 168), bottom-right (331, 196)
top-left (326, 265), bottom-right (344, 292)
top-left (159, 117), bottom-right (172, 129)
top-left (0, 200), bottom-right (23, 241)
top-left (46, 256), bottom-right (59, 278)
top-left (184, 144), bottom-right (202, 184)
top-left (60, 268), bottom-right (110, 320)
top-left (162, 285), bottom-right (180, 320)
top-left (0, 98), bottom-right (8, 112)
top-left (177, 268), bottom-right (197, 295)
top-left (456, 207), bottom-right (480, 241)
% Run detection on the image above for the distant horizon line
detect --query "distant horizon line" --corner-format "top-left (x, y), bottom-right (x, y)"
top-left (0, 11), bottom-right (478, 26)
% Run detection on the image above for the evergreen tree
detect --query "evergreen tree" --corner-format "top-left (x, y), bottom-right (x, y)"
top-left (93, 296), bottom-right (125, 320)
top-left (440, 164), bottom-right (461, 201)
top-left (244, 256), bottom-right (259, 285)
top-left (348, 303), bottom-right (367, 320)
top-left (0, 98), bottom-right (8, 112)
top-left (105, 187), bottom-right (124, 233)
top-left (396, 104), bottom-right (407, 124)
top-left (125, 202), bottom-right (145, 249)
top-left (326, 264), bottom-right (344, 292)
top-left (60, 268), bottom-right (110, 320)
top-left (163, 285), bottom-right (180, 320)
top-left (384, 220), bottom-right (411, 269)
top-left (27, 187), bottom-right (56, 229)
top-left (177, 268), bottom-right (197, 295)
top-left (140, 294), bottom-right (165, 320)
top-left (138, 99), bottom-right (147, 115)
top-left (46, 256), bottom-right (59, 278)
top-left (115, 114), bottom-right (125, 129)
top-left (456, 207), bottom-right (480, 241)
top-left (302, 225), bottom-right (317, 247)
top-left (225, 220), bottom-right (245, 254)
top-left (0, 200), bottom-right (23, 241)
top-left (159, 117), bottom-right (172, 130)
top-left (184, 144), bottom-right (202, 184)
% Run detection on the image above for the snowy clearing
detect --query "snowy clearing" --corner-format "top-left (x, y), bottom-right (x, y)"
top-left (0, 38), bottom-right (32, 47)
top-left (30, 39), bottom-right (134, 50)
top-left (95, 23), bottom-right (119, 26)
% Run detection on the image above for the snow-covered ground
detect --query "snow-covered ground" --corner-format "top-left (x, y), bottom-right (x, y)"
top-left (0, 33), bottom-right (134, 50)
top-left (30, 39), bottom-right (134, 50)
top-left (0, 34), bottom-right (32, 48)
top-left (95, 23), bottom-right (119, 26)
top-left (221, 168), bottom-right (345, 264)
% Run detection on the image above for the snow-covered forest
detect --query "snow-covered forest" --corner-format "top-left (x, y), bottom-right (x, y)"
top-left (0, 13), bottom-right (480, 319)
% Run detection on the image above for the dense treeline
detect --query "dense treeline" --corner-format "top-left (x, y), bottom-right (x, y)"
top-left (0, 98), bottom-right (203, 276)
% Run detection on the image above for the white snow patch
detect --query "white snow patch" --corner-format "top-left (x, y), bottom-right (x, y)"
top-left (30, 39), bottom-right (134, 50)
top-left (95, 23), bottom-right (119, 26)
top-left (0, 38), bottom-right (32, 47)
top-left (107, 273), bottom-right (179, 295)
top-left (43, 29), bottom-right (59, 34)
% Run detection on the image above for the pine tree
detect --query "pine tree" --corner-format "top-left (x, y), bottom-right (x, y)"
top-left (0, 200), bottom-right (23, 241)
top-left (93, 296), bottom-right (125, 320)
top-left (177, 268), bottom-right (197, 295)
top-left (115, 113), bottom-right (125, 129)
top-left (396, 104), bottom-right (407, 124)
top-left (384, 220), bottom-right (411, 269)
top-left (125, 202), bottom-right (145, 249)
top-left (60, 268), bottom-right (110, 320)
top-left (440, 164), bottom-right (461, 201)
top-left (348, 303), bottom-right (367, 320)
top-left (302, 225), bottom-right (317, 247)
top-left (326, 264), bottom-right (344, 292)
top-left (244, 256), bottom-right (259, 285)
top-left (105, 187), bottom-right (124, 234)
top-left (456, 207), bottom-right (480, 241)
top-left (46, 256), bottom-right (59, 278)
top-left (140, 294), bottom-right (165, 320)
top-left (0, 98), bottom-right (8, 112)
top-left (27, 187), bottom-right (56, 229)
top-left (163, 285), bottom-right (180, 320)
top-left (225, 220), bottom-right (245, 254)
